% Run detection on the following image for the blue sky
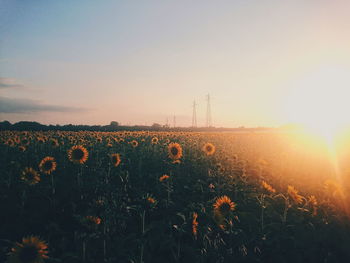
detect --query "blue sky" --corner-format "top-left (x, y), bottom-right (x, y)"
top-left (1, 0), bottom-right (350, 127)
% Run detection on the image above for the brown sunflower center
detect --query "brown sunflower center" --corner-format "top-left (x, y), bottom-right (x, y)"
top-left (43, 161), bottom-right (53, 170)
top-left (18, 245), bottom-right (39, 262)
top-left (206, 145), bottom-right (212, 152)
top-left (219, 202), bottom-right (232, 214)
top-left (72, 149), bottom-right (84, 160)
top-left (170, 147), bottom-right (178, 156)
top-left (26, 172), bottom-right (35, 180)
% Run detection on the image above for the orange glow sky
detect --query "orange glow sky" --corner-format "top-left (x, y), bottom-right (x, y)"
top-left (1, 0), bottom-right (350, 127)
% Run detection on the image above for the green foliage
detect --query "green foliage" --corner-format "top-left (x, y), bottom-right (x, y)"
top-left (0, 130), bottom-right (350, 263)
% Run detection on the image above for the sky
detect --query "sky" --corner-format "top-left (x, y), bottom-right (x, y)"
top-left (1, 0), bottom-right (350, 127)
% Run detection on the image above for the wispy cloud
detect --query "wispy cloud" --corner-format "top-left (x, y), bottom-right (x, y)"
top-left (0, 96), bottom-right (88, 113)
top-left (0, 78), bottom-right (24, 89)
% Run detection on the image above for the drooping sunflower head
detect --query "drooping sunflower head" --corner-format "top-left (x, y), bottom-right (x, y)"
top-left (8, 236), bottom-right (48, 263)
top-left (147, 197), bottom-right (156, 204)
top-left (168, 142), bottom-right (183, 160)
top-left (111, 153), bottom-right (121, 167)
top-left (68, 145), bottom-right (89, 164)
top-left (202, 143), bottom-right (216, 156)
top-left (85, 216), bottom-right (102, 225)
top-left (159, 174), bottom-right (170, 182)
top-left (145, 194), bottom-right (158, 208)
top-left (151, 137), bottom-right (159, 144)
top-left (261, 180), bottom-right (276, 194)
top-left (287, 185), bottom-right (303, 204)
top-left (81, 216), bottom-right (102, 230)
top-left (213, 195), bottom-right (236, 216)
top-left (18, 146), bottom-right (26, 152)
top-left (192, 212), bottom-right (198, 238)
top-left (21, 167), bottom-right (40, 185)
top-left (324, 179), bottom-right (345, 198)
top-left (39, 157), bottom-right (57, 175)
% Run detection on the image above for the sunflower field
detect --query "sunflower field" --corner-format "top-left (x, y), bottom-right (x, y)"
top-left (1, 130), bottom-right (350, 263)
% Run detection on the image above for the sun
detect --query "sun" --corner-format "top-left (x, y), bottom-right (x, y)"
top-left (282, 64), bottom-right (350, 145)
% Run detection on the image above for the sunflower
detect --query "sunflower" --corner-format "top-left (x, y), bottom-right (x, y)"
top-left (8, 236), bottom-right (48, 263)
top-left (6, 139), bottom-right (15, 147)
top-left (147, 197), bottom-right (156, 204)
top-left (216, 163), bottom-right (225, 172)
top-left (151, 137), bottom-right (159, 144)
top-left (39, 157), bottom-right (57, 175)
top-left (324, 179), bottom-right (344, 198)
top-left (111, 153), bottom-right (121, 167)
top-left (130, 140), bottom-right (138, 148)
top-left (67, 145), bottom-right (89, 164)
top-left (202, 143), bottom-right (215, 156)
top-left (21, 137), bottom-right (30, 146)
top-left (287, 185), bottom-right (303, 204)
top-left (36, 137), bottom-right (45, 144)
top-left (49, 139), bottom-right (59, 147)
top-left (18, 146), bottom-right (26, 152)
top-left (261, 180), bottom-right (276, 194)
top-left (159, 174), bottom-right (170, 182)
top-left (213, 195), bottom-right (236, 216)
top-left (82, 216), bottom-right (101, 230)
top-left (85, 216), bottom-right (102, 225)
top-left (21, 168), bottom-right (40, 185)
top-left (192, 212), bottom-right (198, 238)
top-left (168, 143), bottom-right (183, 160)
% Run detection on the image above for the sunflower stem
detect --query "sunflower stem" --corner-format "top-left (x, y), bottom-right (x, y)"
top-left (282, 197), bottom-right (290, 224)
top-left (260, 194), bottom-right (265, 234)
top-left (103, 223), bottom-right (107, 262)
top-left (177, 238), bottom-right (181, 262)
top-left (78, 166), bottom-right (83, 200)
top-left (82, 238), bottom-right (87, 262)
top-left (106, 162), bottom-right (111, 185)
top-left (140, 209), bottom-right (146, 263)
top-left (167, 180), bottom-right (170, 208)
top-left (51, 173), bottom-right (55, 195)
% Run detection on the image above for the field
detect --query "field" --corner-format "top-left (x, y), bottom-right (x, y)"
top-left (1, 130), bottom-right (350, 263)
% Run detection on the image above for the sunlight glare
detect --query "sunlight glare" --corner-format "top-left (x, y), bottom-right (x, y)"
top-left (283, 65), bottom-right (350, 146)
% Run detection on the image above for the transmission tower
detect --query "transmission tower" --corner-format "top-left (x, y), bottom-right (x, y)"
top-left (192, 100), bottom-right (197, 128)
top-left (173, 115), bottom-right (176, 128)
top-left (206, 94), bottom-right (212, 128)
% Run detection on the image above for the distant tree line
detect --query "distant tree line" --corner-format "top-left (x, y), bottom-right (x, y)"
top-left (0, 120), bottom-right (275, 132)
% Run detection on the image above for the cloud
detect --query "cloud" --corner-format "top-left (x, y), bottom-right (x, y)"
top-left (0, 77), bottom-right (23, 89)
top-left (0, 96), bottom-right (88, 113)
